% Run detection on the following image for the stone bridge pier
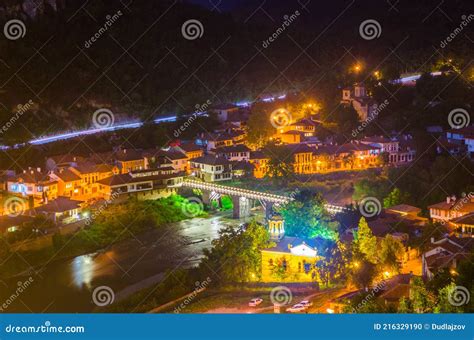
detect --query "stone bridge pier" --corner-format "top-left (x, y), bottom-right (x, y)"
top-left (232, 196), bottom-right (253, 219)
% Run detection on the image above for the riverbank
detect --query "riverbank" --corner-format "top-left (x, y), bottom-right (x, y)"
top-left (0, 195), bottom-right (207, 280)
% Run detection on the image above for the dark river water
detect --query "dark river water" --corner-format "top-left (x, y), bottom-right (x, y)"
top-left (0, 212), bottom-right (258, 313)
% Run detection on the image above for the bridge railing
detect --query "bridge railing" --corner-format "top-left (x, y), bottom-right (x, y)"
top-left (182, 179), bottom-right (351, 215)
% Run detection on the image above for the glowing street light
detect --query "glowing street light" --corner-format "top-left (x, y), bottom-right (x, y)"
top-left (352, 63), bottom-right (362, 73)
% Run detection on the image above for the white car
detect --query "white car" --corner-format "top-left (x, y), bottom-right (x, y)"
top-left (248, 298), bottom-right (263, 307)
top-left (286, 303), bottom-right (307, 313)
top-left (299, 300), bottom-right (313, 308)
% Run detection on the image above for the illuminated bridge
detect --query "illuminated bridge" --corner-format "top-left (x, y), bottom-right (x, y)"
top-left (181, 179), bottom-right (348, 219)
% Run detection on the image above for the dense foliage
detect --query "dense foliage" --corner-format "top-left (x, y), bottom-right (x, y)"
top-left (278, 190), bottom-right (339, 240)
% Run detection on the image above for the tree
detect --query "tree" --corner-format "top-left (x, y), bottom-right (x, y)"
top-left (342, 153), bottom-right (356, 169)
top-left (410, 277), bottom-right (435, 313)
top-left (317, 241), bottom-right (347, 287)
top-left (352, 178), bottom-right (390, 202)
top-left (279, 190), bottom-right (339, 240)
top-left (264, 144), bottom-right (295, 186)
top-left (350, 258), bottom-right (377, 289)
top-left (398, 297), bottom-right (412, 313)
top-left (376, 152), bottom-right (390, 167)
top-left (383, 188), bottom-right (410, 208)
top-left (434, 283), bottom-right (463, 313)
top-left (246, 103), bottom-right (276, 147)
top-left (199, 221), bottom-right (274, 283)
top-left (353, 217), bottom-right (377, 263)
top-left (327, 105), bottom-right (359, 137)
top-left (379, 235), bottom-right (405, 274)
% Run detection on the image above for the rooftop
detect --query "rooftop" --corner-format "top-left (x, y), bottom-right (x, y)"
top-left (35, 196), bottom-right (83, 213)
top-left (191, 155), bottom-right (231, 166)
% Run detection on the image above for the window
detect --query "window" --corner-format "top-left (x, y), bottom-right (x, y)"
top-left (7, 226), bottom-right (18, 232)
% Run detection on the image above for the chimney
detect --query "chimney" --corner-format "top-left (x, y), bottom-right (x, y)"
top-left (430, 237), bottom-right (434, 243)
top-left (446, 196), bottom-right (451, 204)
top-left (288, 244), bottom-right (292, 249)
top-left (37, 167), bottom-right (41, 172)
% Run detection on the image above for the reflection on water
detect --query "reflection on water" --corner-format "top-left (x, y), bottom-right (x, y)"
top-left (1, 212), bottom-right (262, 312)
top-left (72, 255), bottom-right (95, 288)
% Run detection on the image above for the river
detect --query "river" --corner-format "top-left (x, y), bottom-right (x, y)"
top-left (0, 212), bottom-right (261, 313)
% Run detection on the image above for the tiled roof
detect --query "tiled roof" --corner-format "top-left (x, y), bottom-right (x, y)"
top-left (213, 144), bottom-right (251, 153)
top-left (262, 236), bottom-right (326, 255)
top-left (97, 172), bottom-right (184, 186)
top-left (53, 168), bottom-right (82, 182)
top-left (191, 155), bottom-right (230, 166)
top-left (35, 196), bottom-right (83, 213)
top-left (451, 212), bottom-right (474, 225)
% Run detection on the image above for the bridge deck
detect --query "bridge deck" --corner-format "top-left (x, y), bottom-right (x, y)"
top-left (182, 179), bottom-right (349, 214)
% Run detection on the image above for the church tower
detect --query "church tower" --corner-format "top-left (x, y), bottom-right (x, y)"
top-left (268, 215), bottom-right (285, 241)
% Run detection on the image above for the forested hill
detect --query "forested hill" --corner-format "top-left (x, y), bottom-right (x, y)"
top-left (0, 0), bottom-right (473, 144)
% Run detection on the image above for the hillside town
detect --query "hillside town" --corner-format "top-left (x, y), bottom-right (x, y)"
top-left (1, 78), bottom-right (473, 314)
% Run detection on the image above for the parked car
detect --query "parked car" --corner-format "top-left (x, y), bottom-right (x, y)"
top-left (299, 300), bottom-right (313, 308)
top-left (248, 298), bottom-right (263, 307)
top-left (286, 304), bottom-right (306, 313)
